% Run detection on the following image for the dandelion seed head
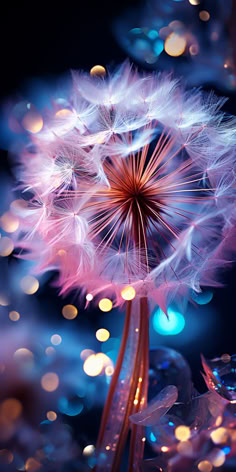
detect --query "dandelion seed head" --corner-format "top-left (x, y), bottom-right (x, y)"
top-left (14, 62), bottom-right (236, 311)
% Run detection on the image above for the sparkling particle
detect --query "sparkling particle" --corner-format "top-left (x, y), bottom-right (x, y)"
top-left (161, 446), bottom-right (169, 452)
top-left (98, 298), bottom-right (113, 312)
top-left (121, 286), bottom-right (136, 301)
top-left (165, 33), bottom-right (186, 57)
top-left (96, 328), bottom-right (110, 342)
top-left (175, 425), bottom-right (191, 441)
top-left (20, 275), bottom-right (39, 295)
top-left (199, 10), bottom-right (210, 21)
top-left (9, 311), bottom-right (20, 322)
top-left (62, 304), bottom-right (78, 319)
top-left (0, 237), bottom-right (14, 257)
top-left (86, 293), bottom-right (93, 301)
top-left (41, 372), bottom-right (59, 392)
top-left (198, 461), bottom-right (213, 472)
top-left (50, 334), bottom-right (62, 345)
top-left (46, 411), bottom-right (57, 422)
top-left (90, 65), bottom-right (106, 77)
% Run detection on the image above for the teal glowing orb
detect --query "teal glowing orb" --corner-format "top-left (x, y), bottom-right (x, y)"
top-left (153, 307), bottom-right (185, 335)
top-left (191, 290), bottom-right (213, 305)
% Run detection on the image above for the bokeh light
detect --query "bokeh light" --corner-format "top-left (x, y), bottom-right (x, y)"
top-left (62, 304), bottom-right (78, 319)
top-left (14, 348), bottom-right (34, 361)
top-left (105, 365), bottom-right (114, 376)
top-left (98, 298), bottom-right (113, 312)
top-left (0, 211), bottom-right (19, 233)
top-left (46, 411), bottom-right (57, 422)
top-left (176, 440), bottom-right (193, 456)
top-left (80, 349), bottom-right (95, 360)
top-left (1, 398), bottom-right (22, 420)
top-left (96, 328), bottom-right (110, 342)
top-left (0, 237), bottom-right (14, 256)
top-left (86, 293), bottom-right (93, 301)
top-left (175, 425), bottom-right (191, 441)
top-left (45, 346), bottom-right (56, 356)
top-left (55, 108), bottom-right (73, 118)
top-left (198, 461), bottom-right (213, 472)
top-left (199, 10), bottom-right (210, 22)
top-left (22, 110), bottom-right (43, 133)
top-left (20, 275), bottom-right (39, 295)
top-left (83, 354), bottom-right (104, 377)
top-left (51, 334), bottom-right (62, 345)
top-left (210, 427), bottom-right (228, 444)
top-left (41, 372), bottom-right (59, 392)
top-left (189, 0), bottom-right (200, 4)
top-left (153, 307), bottom-right (185, 335)
top-left (83, 445), bottom-right (95, 456)
top-left (83, 354), bottom-right (103, 377)
top-left (121, 286), bottom-right (136, 301)
top-left (9, 311), bottom-right (20, 322)
top-left (164, 33), bottom-right (186, 57)
top-left (191, 290), bottom-right (213, 305)
top-left (90, 65), bottom-right (106, 77)
top-left (0, 295), bottom-right (9, 306)
top-left (25, 457), bottom-right (42, 471)
top-left (211, 448), bottom-right (225, 467)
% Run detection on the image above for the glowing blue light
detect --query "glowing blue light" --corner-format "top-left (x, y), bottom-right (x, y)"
top-left (130, 28), bottom-right (142, 35)
top-left (153, 39), bottom-right (164, 56)
top-left (150, 432), bottom-right (157, 442)
top-left (148, 29), bottom-right (159, 40)
top-left (58, 396), bottom-right (83, 416)
top-left (191, 290), bottom-right (213, 305)
top-left (153, 308), bottom-right (185, 335)
top-left (222, 447), bottom-right (231, 455)
top-left (134, 39), bottom-right (150, 51)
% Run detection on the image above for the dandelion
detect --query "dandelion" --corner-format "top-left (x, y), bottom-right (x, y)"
top-left (14, 62), bottom-right (236, 471)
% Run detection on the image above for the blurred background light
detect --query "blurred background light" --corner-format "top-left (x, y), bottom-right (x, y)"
top-left (62, 304), bottom-right (78, 320)
top-left (121, 286), bottom-right (136, 301)
top-left (164, 32), bottom-right (186, 56)
top-left (41, 372), bottom-right (59, 392)
top-left (0, 236), bottom-right (14, 256)
top-left (51, 334), bottom-right (62, 345)
top-left (96, 328), bottom-right (110, 342)
top-left (9, 311), bottom-right (20, 322)
top-left (90, 65), bottom-right (106, 77)
top-left (20, 275), bottom-right (39, 295)
top-left (153, 307), bottom-right (185, 335)
top-left (46, 411), bottom-right (57, 421)
top-left (98, 298), bottom-right (113, 312)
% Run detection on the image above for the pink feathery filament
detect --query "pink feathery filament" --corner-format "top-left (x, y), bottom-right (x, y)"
top-left (13, 62), bottom-right (236, 471)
